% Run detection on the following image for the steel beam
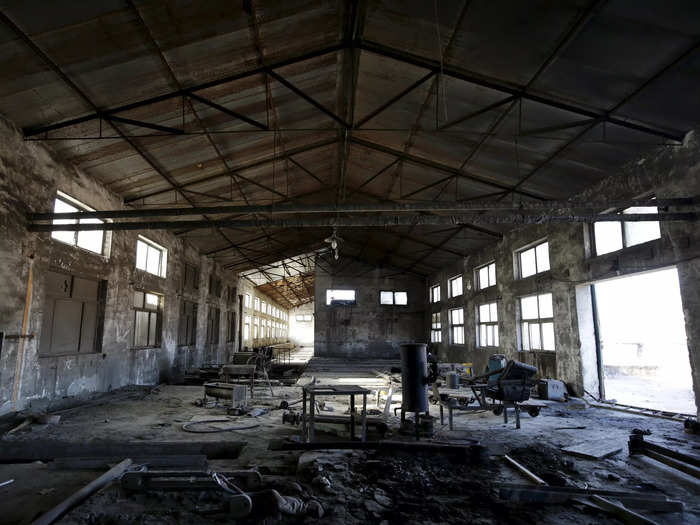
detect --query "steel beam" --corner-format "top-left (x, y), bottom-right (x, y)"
top-left (188, 92), bottom-right (268, 130)
top-left (28, 211), bottom-right (695, 232)
top-left (33, 198), bottom-right (693, 221)
top-left (355, 71), bottom-right (435, 128)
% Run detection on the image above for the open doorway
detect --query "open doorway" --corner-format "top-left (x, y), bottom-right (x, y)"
top-left (593, 267), bottom-right (695, 414)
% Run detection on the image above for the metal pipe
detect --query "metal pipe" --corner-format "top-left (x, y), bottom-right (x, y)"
top-left (28, 198), bottom-right (697, 221)
top-left (28, 212), bottom-right (697, 232)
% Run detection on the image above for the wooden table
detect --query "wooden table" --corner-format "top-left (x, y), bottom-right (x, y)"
top-left (301, 384), bottom-right (370, 442)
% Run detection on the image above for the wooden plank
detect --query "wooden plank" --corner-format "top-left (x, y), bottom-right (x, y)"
top-left (561, 441), bottom-right (622, 460)
top-left (32, 459), bottom-right (132, 525)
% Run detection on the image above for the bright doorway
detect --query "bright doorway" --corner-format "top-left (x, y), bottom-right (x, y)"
top-left (594, 267), bottom-right (695, 414)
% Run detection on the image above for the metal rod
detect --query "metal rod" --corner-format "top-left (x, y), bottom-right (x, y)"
top-left (28, 212), bottom-right (696, 232)
top-left (29, 198), bottom-right (695, 221)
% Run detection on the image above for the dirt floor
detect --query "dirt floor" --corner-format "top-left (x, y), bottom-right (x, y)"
top-left (0, 359), bottom-right (698, 524)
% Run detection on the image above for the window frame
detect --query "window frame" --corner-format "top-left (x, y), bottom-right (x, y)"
top-left (515, 240), bottom-right (550, 279)
top-left (133, 290), bottom-right (163, 349)
top-left (325, 289), bottom-right (357, 306)
top-left (475, 261), bottom-right (496, 290)
top-left (518, 292), bottom-right (555, 352)
top-left (136, 235), bottom-right (168, 278)
top-left (592, 202), bottom-right (661, 256)
top-left (379, 290), bottom-right (408, 306)
top-left (51, 191), bottom-right (107, 256)
top-left (430, 312), bottom-right (442, 343)
top-left (244, 315), bottom-right (251, 341)
top-left (177, 299), bottom-right (197, 347)
top-left (448, 275), bottom-right (463, 298)
top-left (449, 307), bottom-right (465, 345)
top-left (476, 301), bottom-right (499, 348)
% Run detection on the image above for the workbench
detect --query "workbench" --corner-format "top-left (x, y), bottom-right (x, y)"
top-left (301, 384), bottom-right (370, 442)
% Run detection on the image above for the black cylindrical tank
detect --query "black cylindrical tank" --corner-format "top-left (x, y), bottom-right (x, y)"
top-left (400, 343), bottom-right (429, 413)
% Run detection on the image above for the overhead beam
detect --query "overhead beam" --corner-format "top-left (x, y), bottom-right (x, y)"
top-left (32, 198), bottom-right (692, 221)
top-left (28, 211), bottom-right (696, 232)
top-left (355, 71), bottom-right (435, 127)
top-left (188, 92), bottom-right (268, 130)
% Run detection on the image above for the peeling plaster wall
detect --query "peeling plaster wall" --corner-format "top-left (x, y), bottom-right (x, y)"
top-left (0, 117), bottom-right (240, 414)
top-left (426, 131), bottom-right (700, 412)
top-left (314, 259), bottom-right (425, 358)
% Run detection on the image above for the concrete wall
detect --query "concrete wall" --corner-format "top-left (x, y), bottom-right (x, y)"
top-left (426, 130), bottom-right (700, 413)
top-left (290, 302), bottom-right (314, 346)
top-left (0, 117), bottom-right (244, 414)
top-left (314, 258), bottom-right (425, 358)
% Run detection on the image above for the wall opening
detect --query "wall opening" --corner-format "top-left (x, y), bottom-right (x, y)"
top-left (593, 267), bottom-right (695, 414)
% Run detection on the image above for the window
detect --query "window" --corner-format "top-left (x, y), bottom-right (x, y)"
top-left (326, 289), bottom-right (356, 305)
top-left (178, 300), bottom-right (197, 346)
top-left (267, 303), bottom-right (272, 315)
top-left (244, 315), bottom-right (251, 341)
top-left (261, 301), bottom-right (266, 315)
top-left (51, 191), bottom-right (106, 255)
top-left (226, 310), bottom-right (236, 342)
top-left (133, 291), bottom-right (162, 348)
top-left (267, 319), bottom-right (271, 338)
top-left (517, 241), bottom-right (549, 279)
top-left (245, 294), bottom-right (251, 308)
top-left (254, 297), bottom-right (260, 311)
top-left (206, 306), bottom-right (220, 345)
top-left (39, 271), bottom-right (104, 356)
top-left (253, 317), bottom-right (259, 339)
top-left (136, 236), bottom-right (167, 277)
top-left (449, 308), bottom-right (464, 344)
top-left (594, 205), bottom-right (661, 256)
top-left (209, 275), bottom-right (222, 297)
top-left (476, 262), bottom-right (496, 290)
top-left (477, 302), bottom-right (498, 348)
top-left (430, 312), bottom-right (441, 343)
top-left (430, 284), bottom-right (441, 303)
top-left (182, 263), bottom-right (199, 291)
top-left (296, 314), bottom-right (313, 322)
top-left (380, 291), bottom-right (408, 305)
top-left (519, 293), bottom-right (555, 351)
top-left (448, 275), bottom-right (463, 298)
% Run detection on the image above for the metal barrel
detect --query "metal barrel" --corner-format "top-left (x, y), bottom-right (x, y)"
top-left (400, 343), bottom-right (429, 413)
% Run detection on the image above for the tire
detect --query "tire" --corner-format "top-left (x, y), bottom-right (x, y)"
top-left (528, 407), bottom-right (540, 417)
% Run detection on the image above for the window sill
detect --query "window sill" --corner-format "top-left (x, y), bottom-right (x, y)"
top-left (50, 238), bottom-right (108, 259)
top-left (518, 349), bottom-right (555, 353)
top-left (134, 268), bottom-right (166, 279)
top-left (517, 270), bottom-right (551, 281)
top-left (131, 345), bottom-right (161, 351)
top-left (39, 351), bottom-right (101, 359)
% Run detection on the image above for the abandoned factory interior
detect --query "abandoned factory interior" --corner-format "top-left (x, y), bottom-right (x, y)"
top-left (1, 1), bottom-right (700, 524)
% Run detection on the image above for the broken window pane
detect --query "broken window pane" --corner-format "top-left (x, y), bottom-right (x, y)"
top-left (326, 289), bottom-right (356, 305)
top-left (488, 263), bottom-right (496, 287)
top-left (536, 242), bottom-right (550, 272)
top-left (146, 245), bottom-right (161, 275)
top-left (594, 221), bottom-right (623, 255)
